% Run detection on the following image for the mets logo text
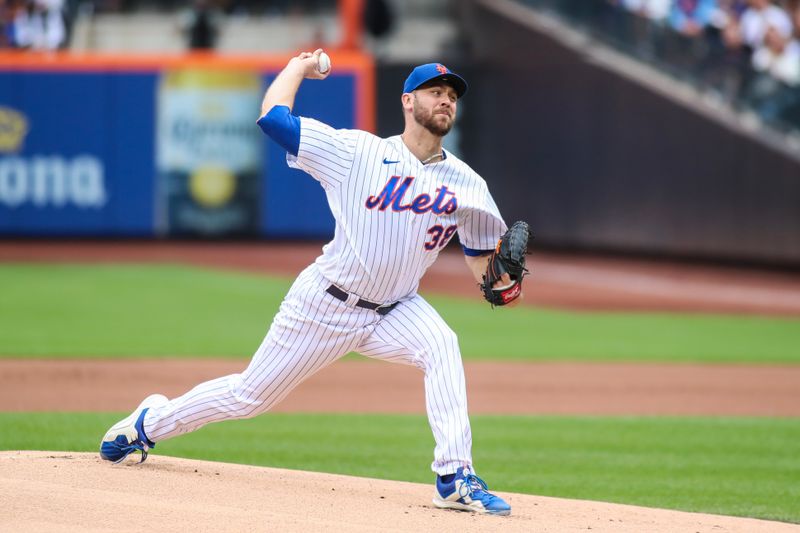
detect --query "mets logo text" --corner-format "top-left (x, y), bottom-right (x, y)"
top-left (365, 176), bottom-right (457, 215)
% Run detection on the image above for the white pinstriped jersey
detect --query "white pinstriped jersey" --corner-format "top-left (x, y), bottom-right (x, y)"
top-left (287, 117), bottom-right (507, 304)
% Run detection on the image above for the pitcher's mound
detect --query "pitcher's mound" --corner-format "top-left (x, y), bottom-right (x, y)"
top-left (1, 451), bottom-right (795, 533)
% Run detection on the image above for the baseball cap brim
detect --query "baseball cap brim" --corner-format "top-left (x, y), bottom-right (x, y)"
top-left (403, 63), bottom-right (468, 98)
top-left (412, 73), bottom-right (468, 98)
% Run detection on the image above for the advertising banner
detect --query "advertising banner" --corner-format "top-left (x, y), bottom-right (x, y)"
top-left (156, 69), bottom-right (263, 236)
top-left (0, 72), bottom-right (157, 235)
top-left (0, 53), bottom-right (374, 238)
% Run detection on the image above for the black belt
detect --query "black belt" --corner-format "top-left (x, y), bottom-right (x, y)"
top-left (325, 285), bottom-right (399, 316)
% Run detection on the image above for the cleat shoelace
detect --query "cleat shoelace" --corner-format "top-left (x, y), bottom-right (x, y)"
top-left (457, 472), bottom-right (489, 498)
top-left (111, 441), bottom-right (149, 465)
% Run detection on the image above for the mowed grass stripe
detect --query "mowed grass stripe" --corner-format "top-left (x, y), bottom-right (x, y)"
top-left (1, 263), bottom-right (799, 362)
top-left (1, 412), bottom-right (798, 523)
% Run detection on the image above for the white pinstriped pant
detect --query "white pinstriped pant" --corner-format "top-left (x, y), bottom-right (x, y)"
top-left (143, 263), bottom-right (472, 475)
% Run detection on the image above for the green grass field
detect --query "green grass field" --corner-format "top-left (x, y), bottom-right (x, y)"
top-left (1, 412), bottom-right (798, 523)
top-left (1, 263), bottom-right (799, 362)
top-left (2, 262), bottom-right (799, 524)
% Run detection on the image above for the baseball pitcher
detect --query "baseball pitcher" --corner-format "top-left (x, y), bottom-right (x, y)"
top-left (100, 49), bottom-right (532, 516)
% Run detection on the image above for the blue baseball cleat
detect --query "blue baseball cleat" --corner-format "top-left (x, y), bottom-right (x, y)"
top-left (100, 394), bottom-right (168, 464)
top-left (433, 466), bottom-right (511, 515)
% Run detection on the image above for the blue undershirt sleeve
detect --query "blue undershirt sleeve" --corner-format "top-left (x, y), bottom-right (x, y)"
top-left (257, 105), bottom-right (301, 156)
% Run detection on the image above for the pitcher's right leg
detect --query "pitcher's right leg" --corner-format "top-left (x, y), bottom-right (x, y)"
top-left (355, 294), bottom-right (510, 515)
top-left (100, 265), bottom-right (376, 461)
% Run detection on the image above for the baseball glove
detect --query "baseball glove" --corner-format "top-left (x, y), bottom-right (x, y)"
top-left (481, 221), bottom-right (533, 306)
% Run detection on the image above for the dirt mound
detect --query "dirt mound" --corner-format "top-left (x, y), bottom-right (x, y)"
top-left (1, 451), bottom-right (796, 533)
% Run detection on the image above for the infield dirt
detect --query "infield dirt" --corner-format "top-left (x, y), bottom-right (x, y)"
top-left (3, 359), bottom-right (800, 416)
top-left (2, 451), bottom-right (799, 533)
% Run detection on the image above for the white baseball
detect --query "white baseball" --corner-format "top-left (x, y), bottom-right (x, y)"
top-left (317, 52), bottom-right (331, 74)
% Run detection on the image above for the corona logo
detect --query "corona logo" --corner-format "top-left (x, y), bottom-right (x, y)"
top-left (0, 155), bottom-right (107, 208)
top-left (0, 106), bottom-right (28, 153)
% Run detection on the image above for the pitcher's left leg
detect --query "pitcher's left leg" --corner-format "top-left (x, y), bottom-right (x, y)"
top-left (356, 294), bottom-right (472, 475)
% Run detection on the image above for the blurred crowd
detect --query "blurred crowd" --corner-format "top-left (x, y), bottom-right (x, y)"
top-left (0, 0), bottom-right (336, 51)
top-left (600, 0), bottom-right (800, 129)
top-left (0, 0), bottom-right (69, 49)
top-left (67, 0), bottom-right (332, 16)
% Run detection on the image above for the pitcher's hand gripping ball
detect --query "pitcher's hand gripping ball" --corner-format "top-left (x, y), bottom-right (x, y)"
top-left (481, 221), bottom-right (533, 306)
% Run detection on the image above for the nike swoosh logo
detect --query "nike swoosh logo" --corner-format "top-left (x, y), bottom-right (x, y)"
top-left (383, 158), bottom-right (400, 164)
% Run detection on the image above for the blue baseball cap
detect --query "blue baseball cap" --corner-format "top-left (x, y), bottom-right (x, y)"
top-left (403, 63), bottom-right (468, 98)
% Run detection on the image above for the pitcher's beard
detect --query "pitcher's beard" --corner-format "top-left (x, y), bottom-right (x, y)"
top-left (413, 103), bottom-right (453, 137)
